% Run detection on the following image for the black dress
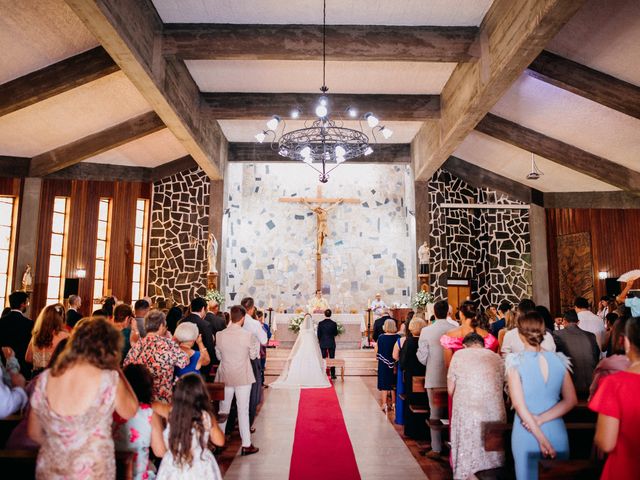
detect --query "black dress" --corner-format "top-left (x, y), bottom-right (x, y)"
top-left (377, 333), bottom-right (400, 390)
top-left (399, 335), bottom-right (428, 440)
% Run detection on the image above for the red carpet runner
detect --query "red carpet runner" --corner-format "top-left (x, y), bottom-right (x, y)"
top-left (289, 386), bottom-right (361, 480)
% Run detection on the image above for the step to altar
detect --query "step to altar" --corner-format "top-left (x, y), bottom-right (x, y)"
top-left (264, 348), bottom-right (378, 377)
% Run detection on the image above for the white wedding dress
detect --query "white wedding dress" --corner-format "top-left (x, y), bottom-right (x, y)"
top-left (270, 315), bottom-right (331, 389)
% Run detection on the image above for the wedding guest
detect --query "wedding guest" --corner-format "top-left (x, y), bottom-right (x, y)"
top-left (25, 304), bottom-right (69, 377)
top-left (215, 305), bottom-right (259, 456)
top-left (448, 332), bottom-right (505, 479)
top-left (441, 301), bottom-right (498, 369)
top-left (502, 308), bottom-right (556, 355)
top-left (318, 309), bottom-right (338, 380)
top-left (181, 298), bottom-right (215, 376)
top-left (590, 317), bottom-right (640, 480)
top-left (372, 309), bottom-right (393, 342)
top-left (0, 347), bottom-right (27, 418)
top-left (552, 310), bottom-right (599, 399)
top-left (28, 318), bottom-right (138, 479)
top-left (0, 291), bottom-right (33, 377)
top-left (93, 296), bottom-right (117, 320)
top-left (396, 318), bottom-right (427, 438)
top-left (536, 305), bottom-right (556, 332)
top-left (133, 299), bottom-right (151, 338)
top-left (113, 364), bottom-right (157, 480)
top-left (165, 306), bottom-right (184, 335)
top-left (375, 319), bottom-right (400, 413)
top-left (258, 310), bottom-right (272, 385)
top-left (489, 302), bottom-right (511, 337)
top-left (597, 295), bottom-right (610, 320)
top-left (417, 300), bottom-right (455, 458)
top-left (602, 312), bottom-right (619, 357)
top-left (507, 311), bottom-right (577, 480)
top-left (575, 296), bottom-right (606, 348)
top-left (205, 300), bottom-right (226, 337)
top-left (174, 322), bottom-right (210, 376)
top-left (152, 374), bottom-right (225, 479)
top-left (497, 309), bottom-right (517, 349)
top-left (589, 318), bottom-right (630, 400)
top-left (124, 310), bottom-right (189, 402)
top-left (240, 297), bottom-right (267, 427)
top-left (112, 303), bottom-right (135, 359)
top-left (66, 295), bottom-right (82, 329)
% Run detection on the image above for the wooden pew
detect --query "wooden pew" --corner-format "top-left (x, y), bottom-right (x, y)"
top-left (483, 422), bottom-right (596, 455)
top-left (408, 376), bottom-right (429, 413)
top-left (0, 415), bottom-right (22, 449)
top-left (0, 450), bottom-right (135, 480)
top-left (425, 388), bottom-right (449, 431)
top-left (325, 359), bottom-right (346, 380)
top-left (205, 382), bottom-right (225, 401)
top-left (538, 459), bottom-right (602, 479)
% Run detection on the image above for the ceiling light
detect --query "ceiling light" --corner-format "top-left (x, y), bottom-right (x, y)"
top-left (290, 108), bottom-right (300, 119)
top-left (381, 126), bottom-right (393, 139)
top-left (315, 104), bottom-right (328, 118)
top-left (364, 146), bottom-right (374, 156)
top-left (266, 115), bottom-right (281, 131)
top-left (300, 146), bottom-right (311, 158)
top-left (255, 131), bottom-right (267, 143)
top-left (526, 152), bottom-right (544, 180)
top-left (335, 145), bottom-right (346, 157)
top-left (598, 271), bottom-right (608, 280)
top-left (365, 113), bottom-right (379, 128)
top-left (336, 156), bottom-right (346, 164)
top-left (347, 107), bottom-right (358, 118)
top-left (76, 268), bottom-right (86, 279)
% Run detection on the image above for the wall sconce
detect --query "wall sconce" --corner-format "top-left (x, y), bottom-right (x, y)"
top-left (598, 271), bottom-right (608, 280)
top-left (76, 268), bottom-right (86, 278)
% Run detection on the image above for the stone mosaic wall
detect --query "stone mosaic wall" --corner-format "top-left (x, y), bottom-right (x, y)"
top-left (148, 167), bottom-right (210, 305)
top-left (428, 169), bottom-right (532, 308)
top-left (223, 163), bottom-right (415, 310)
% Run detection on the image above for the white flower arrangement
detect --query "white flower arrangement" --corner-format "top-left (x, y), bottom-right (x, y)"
top-left (288, 315), bottom-right (346, 336)
top-left (204, 289), bottom-right (225, 306)
top-left (412, 290), bottom-right (435, 309)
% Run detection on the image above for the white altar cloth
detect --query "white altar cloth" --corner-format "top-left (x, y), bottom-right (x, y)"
top-left (271, 313), bottom-right (366, 332)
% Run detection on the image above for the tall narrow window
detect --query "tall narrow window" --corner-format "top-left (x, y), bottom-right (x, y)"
top-left (0, 196), bottom-right (17, 304)
top-left (46, 197), bottom-right (69, 305)
top-left (131, 199), bottom-right (149, 301)
top-left (93, 198), bottom-right (112, 313)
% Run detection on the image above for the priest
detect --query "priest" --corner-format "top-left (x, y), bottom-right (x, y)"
top-left (308, 289), bottom-right (329, 313)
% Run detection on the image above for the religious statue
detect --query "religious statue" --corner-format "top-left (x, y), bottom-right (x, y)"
top-left (304, 200), bottom-right (343, 255)
top-left (207, 233), bottom-right (218, 274)
top-left (21, 264), bottom-right (32, 292)
top-left (418, 241), bottom-right (430, 275)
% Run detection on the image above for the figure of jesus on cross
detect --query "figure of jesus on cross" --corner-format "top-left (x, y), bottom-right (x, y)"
top-left (279, 186), bottom-right (359, 291)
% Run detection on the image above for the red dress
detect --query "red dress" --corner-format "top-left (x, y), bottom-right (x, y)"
top-left (589, 371), bottom-right (640, 480)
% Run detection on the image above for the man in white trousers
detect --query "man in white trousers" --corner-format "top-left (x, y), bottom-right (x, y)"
top-left (215, 305), bottom-right (260, 456)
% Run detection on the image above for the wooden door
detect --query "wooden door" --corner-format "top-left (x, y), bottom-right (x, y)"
top-left (448, 285), bottom-right (471, 312)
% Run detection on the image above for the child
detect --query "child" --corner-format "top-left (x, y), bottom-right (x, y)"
top-left (174, 323), bottom-right (210, 376)
top-left (113, 364), bottom-right (157, 480)
top-left (152, 374), bottom-right (225, 479)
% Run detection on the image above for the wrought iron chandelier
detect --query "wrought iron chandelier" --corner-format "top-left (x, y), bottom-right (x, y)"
top-left (254, 0), bottom-right (392, 183)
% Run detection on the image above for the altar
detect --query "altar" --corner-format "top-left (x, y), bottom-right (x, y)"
top-left (271, 313), bottom-right (366, 349)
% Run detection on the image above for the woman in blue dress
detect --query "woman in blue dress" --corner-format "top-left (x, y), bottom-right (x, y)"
top-left (174, 322), bottom-right (210, 377)
top-left (375, 319), bottom-right (400, 413)
top-left (506, 311), bottom-right (578, 480)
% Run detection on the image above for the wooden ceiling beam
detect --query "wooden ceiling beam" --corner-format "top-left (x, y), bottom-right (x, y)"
top-left (443, 156), bottom-right (544, 206)
top-left (150, 155), bottom-right (198, 182)
top-left (0, 157), bottom-right (30, 177)
top-left (412, 0), bottom-right (586, 181)
top-left (228, 142), bottom-right (410, 164)
top-left (544, 191), bottom-right (640, 209)
top-left (527, 50), bottom-right (640, 120)
top-left (64, 0), bottom-right (226, 179)
top-left (162, 24), bottom-right (478, 62)
top-left (202, 93), bottom-right (439, 121)
top-left (45, 162), bottom-right (151, 182)
top-left (0, 46), bottom-right (119, 117)
top-left (29, 111), bottom-right (164, 177)
top-left (476, 113), bottom-right (640, 192)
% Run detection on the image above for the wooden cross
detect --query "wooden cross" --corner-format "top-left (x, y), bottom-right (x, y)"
top-left (279, 185), bottom-right (359, 292)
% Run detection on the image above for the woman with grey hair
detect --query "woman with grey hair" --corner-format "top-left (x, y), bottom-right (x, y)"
top-left (174, 322), bottom-right (210, 377)
top-left (375, 319), bottom-right (400, 413)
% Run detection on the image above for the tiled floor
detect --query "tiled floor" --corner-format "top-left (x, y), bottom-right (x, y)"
top-left (222, 376), bottom-right (428, 479)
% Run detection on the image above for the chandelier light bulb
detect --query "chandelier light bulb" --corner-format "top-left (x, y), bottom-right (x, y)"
top-left (365, 113), bottom-right (379, 128)
top-left (303, 156), bottom-right (313, 164)
top-left (290, 108), bottom-right (300, 119)
top-left (336, 156), bottom-right (346, 164)
top-left (381, 126), bottom-right (394, 139)
top-left (300, 146), bottom-right (312, 159)
top-left (347, 107), bottom-right (358, 118)
top-left (315, 104), bottom-right (328, 118)
top-left (266, 115), bottom-right (280, 130)
top-left (255, 131), bottom-right (266, 143)
top-left (364, 146), bottom-right (374, 156)
top-left (335, 145), bottom-right (346, 157)
top-left (319, 96), bottom-right (328, 106)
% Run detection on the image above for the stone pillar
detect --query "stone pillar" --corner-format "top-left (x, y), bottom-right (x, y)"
top-left (13, 178), bottom-right (42, 316)
top-left (415, 180), bottom-right (430, 291)
top-left (529, 204), bottom-right (550, 307)
top-left (209, 178), bottom-right (224, 292)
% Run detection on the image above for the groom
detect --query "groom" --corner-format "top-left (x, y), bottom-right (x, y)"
top-left (317, 309), bottom-right (338, 380)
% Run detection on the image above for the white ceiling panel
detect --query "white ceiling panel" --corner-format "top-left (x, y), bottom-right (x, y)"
top-left (0, 0), bottom-right (98, 84)
top-left (218, 119), bottom-right (422, 144)
top-left (547, 0), bottom-right (640, 86)
top-left (153, 0), bottom-right (493, 26)
top-left (0, 72), bottom-right (153, 157)
top-left (84, 129), bottom-right (188, 167)
top-left (187, 60), bottom-right (456, 95)
top-left (492, 75), bottom-right (640, 173)
top-left (453, 131), bottom-right (619, 193)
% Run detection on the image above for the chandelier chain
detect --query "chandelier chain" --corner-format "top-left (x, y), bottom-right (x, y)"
top-left (322, 0), bottom-right (327, 92)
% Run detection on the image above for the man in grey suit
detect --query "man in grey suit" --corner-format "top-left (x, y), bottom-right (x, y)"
top-left (417, 300), bottom-right (455, 459)
top-left (552, 309), bottom-right (600, 400)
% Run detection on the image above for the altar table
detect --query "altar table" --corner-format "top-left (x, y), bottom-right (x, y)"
top-left (271, 313), bottom-right (366, 349)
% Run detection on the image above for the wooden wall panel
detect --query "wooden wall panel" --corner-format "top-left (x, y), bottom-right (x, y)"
top-left (546, 208), bottom-right (640, 315)
top-left (31, 179), bottom-right (151, 317)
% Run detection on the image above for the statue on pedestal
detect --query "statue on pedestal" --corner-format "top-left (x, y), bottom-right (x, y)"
top-left (418, 241), bottom-right (430, 275)
top-left (207, 234), bottom-right (218, 274)
top-left (22, 264), bottom-right (33, 292)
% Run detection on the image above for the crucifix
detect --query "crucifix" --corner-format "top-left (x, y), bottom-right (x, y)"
top-left (279, 186), bottom-right (359, 291)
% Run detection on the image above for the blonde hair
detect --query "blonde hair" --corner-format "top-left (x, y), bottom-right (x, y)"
top-left (383, 319), bottom-right (398, 333)
top-left (408, 318), bottom-right (427, 336)
top-left (174, 322), bottom-right (199, 343)
top-left (505, 310), bottom-right (517, 330)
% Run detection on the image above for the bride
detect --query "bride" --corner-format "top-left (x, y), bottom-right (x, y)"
top-left (270, 314), bottom-right (331, 389)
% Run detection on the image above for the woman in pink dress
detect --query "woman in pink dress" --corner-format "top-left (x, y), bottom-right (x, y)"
top-left (441, 302), bottom-right (499, 369)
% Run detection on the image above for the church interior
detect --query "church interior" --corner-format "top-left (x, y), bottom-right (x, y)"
top-left (1, 0), bottom-right (639, 479)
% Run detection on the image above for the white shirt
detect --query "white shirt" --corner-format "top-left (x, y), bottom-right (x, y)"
top-left (370, 299), bottom-right (388, 316)
top-left (243, 314), bottom-right (268, 346)
top-left (501, 328), bottom-right (556, 355)
top-left (577, 310), bottom-right (605, 348)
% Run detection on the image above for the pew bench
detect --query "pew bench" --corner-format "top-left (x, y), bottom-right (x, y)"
top-left (538, 459), bottom-right (602, 479)
top-left (325, 359), bottom-right (346, 380)
top-left (0, 415), bottom-right (22, 449)
top-left (483, 422), bottom-right (596, 454)
top-left (205, 382), bottom-right (225, 401)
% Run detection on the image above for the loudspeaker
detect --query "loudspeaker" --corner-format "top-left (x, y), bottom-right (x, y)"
top-left (63, 278), bottom-right (79, 299)
top-left (605, 278), bottom-right (621, 297)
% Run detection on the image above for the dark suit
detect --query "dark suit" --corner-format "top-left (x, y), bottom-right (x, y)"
top-left (66, 308), bottom-right (82, 329)
top-left (373, 315), bottom-right (392, 342)
top-left (0, 310), bottom-right (34, 376)
top-left (317, 318), bottom-right (338, 378)
top-left (180, 313), bottom-right (216, 375)
top-left (552, 324), bottom-right (600, 399)
top-left (204, 312), bottom-right (227, 364)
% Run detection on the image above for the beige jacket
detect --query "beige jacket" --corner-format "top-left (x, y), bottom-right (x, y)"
top-left (215, 323), bottom-right (259, 386)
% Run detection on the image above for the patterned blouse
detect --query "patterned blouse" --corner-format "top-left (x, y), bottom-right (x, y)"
top-left (124, 335), bottom-right (188, 402)
top-left (113, 405), bottom-right (156, 480)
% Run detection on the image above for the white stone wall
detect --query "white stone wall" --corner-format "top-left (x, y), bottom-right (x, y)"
top-left (223, 163), bottom-right (415, 311)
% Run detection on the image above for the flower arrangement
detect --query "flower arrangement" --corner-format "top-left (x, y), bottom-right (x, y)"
top-left (288, 315), bottom-right (346, 336)
top-left (336, 322), bottom-right (345, 336)
top-left (412, 290), bottom-right (435, 310)
top-left (204, 289), bottom-right (225, 306)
